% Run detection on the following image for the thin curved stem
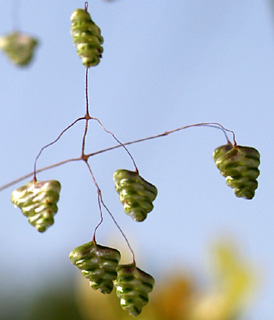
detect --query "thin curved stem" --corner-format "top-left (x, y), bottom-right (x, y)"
top-left (93, 192), bottom-right (104, 241)
top-left (0, 157), bottom-right (81, 191)
top-left (84, 160), bottom-right (135, 261)
top-left (81, 119), bottom-right (90, 158)
top-left (86, 121), bottom-right (236, 158)
top-left (84, 160), bottom-right (104, 240)
top-left (81, 68), bottom-right (91, 157)
top-left (90, 117), bottom-right (139, 172)
top-left (33, 117), bottom-right (85, 181)
top-left (0, 122), bottom-right (236, 192)
top-left (100, 197), bottom-right (136, 263)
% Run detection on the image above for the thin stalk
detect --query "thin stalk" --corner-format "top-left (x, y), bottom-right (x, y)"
top-left (1, 122), bottom-right (236, 191)
top-left (100, 197), bottom-right (136, 263)
top-left (85, 67), bottom-right (90, 117)
top-left (85, 160), bottom-right (136, 261)
top-left (81, 68), bottom-right (91, 157)
top-left (33, 117), bottom-right (85, 181)
top-left (0, 157), bottom-right (81, 191)
top-left (90, 116), bottom-right (139, 172)
top-left (86, 122), bottom-right (236, 158)
top-left (92, 192), bottom-right (104, 241)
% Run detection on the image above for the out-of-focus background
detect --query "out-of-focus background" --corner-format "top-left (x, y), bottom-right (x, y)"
top-left (0, 0), bottom-right (274, 319)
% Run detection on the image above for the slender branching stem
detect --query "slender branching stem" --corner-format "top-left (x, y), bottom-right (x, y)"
top-left (33, 117), bottom-right (86, 181)
top-left (92, 192), bottom-right (104, 242)
top-left (0, 157), bottom-right (81, 191)
top-left (33, 117), bottom-right (85, 181)
top-left (81, 119), bottom-right (90, 159)
top-left (84, 160), bottom-right (104, 239)
top-left (85, 159), bottom-right (136, 261)
top-left (81, 68), bottom-right (91, 158)
top-left (86, 122), bottom-right (236, 158)
top-left (90, 116), bottom-right (139, 172)
top-left (0, 121), bottom-right (236, 191)
top-left (100, 197), bottom-right (136, 263)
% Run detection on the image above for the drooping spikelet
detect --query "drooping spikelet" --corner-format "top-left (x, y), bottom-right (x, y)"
top-left (213, 143), bottom-right (260, 199)
top-left (113, 169), bottom-right (157, 222)
top-left (114, 263), bottom-right (155, 317)
top-left (70, 8), bottom-right (104, 67)
top-left (11, 180), bottom-right (61, 232)
top-left (69, 240), bottom-right (121, 294)
top-left (0, 32), bottom-right (38, 66)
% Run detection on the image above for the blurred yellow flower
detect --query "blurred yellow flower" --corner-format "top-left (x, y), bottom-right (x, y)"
top-left (190, 242), bottom-right (256, 320)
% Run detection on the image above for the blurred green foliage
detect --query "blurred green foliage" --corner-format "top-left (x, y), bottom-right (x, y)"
top-left (0, 282), bottom-right (84, 320)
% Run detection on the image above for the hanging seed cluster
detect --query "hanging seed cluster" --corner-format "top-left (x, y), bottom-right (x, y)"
top-left (0, 32), bottom-right (38, 66)
top-left (113, 169), bottom-right (158, 222)
top-left (5, 2), bottom-right (262, 318)
top-left (114, 263), bottom-right (155, 317)
top-left (69, 239), bottom-right (155, 317)
top-left (69, 240), bottom-right (121, 294)
top-left (213, 143), bottom-right (260, 199)
top-left (11, 180), bottom-right (61, 232)
top-left (70, 8), bottom-right (104, 67)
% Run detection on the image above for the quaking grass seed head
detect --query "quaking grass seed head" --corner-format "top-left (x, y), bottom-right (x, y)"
top-left (213, 143), bottom-right (260, 199)
top-left (114, 263), bottom-right (155, 317)
top-left (70, 8), bottom-right (104, 67)
top-left (11, 180), bottom-right (61, 232)
top-left (113, 169), bottom-right (158, 222)
top-left (0, 32), bottom-right (38, 66)
top-left (69, 240), bottom-right (121, 294)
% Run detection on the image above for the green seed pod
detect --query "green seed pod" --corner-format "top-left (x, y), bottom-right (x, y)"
top-left (213, 143), bottom-right (260, 199)
top-left (69, 240), bottom-right (121, 294)
top-left (11, 180), bottom-right (61, 232)
top-left (114, 263), bottom-right (155, 317)
top-left (113, 169), bottom-right (157, 222)
top-left (0, 32), bottom-right (38, 66)
top-left (70, 8), bottom-right (104, 67)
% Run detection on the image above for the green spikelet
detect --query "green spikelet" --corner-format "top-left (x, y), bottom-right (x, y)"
top-left (70, 8), bottom-right (104, 67)
top-left (114, 263), bottom-right (155, 317)
top-left (69, 240), bottom-right (121, 294)
top-left (11, 180), bottom-right (61, 232)
top-left (113, 169), bottom-right (157, 222)
top-left (0, 32), bottom-right (38, 66)
top-left (213, 143), bottom-right (260, 199)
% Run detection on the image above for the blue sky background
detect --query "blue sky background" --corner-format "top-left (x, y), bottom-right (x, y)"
top-left (0, 0), bottom-right (274, 318)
